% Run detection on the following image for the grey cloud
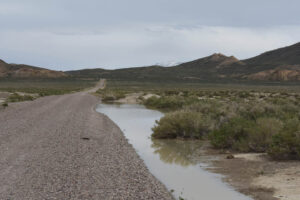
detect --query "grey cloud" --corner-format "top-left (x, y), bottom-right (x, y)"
top-left (0, 0), bottom-right (299, 70)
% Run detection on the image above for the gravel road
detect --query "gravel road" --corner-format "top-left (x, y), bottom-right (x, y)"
top-left (0, 82), bottom-right (173, 200)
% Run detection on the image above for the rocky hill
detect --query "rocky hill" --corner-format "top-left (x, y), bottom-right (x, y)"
top-left (67, 42), bottom-right (300, 82)
top-left (0, 60), bottom-right (67, 78)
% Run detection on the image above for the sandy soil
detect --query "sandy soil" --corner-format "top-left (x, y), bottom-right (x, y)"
top-left (0, 81), bottom-right (173, 200)
top-left (0, 91), bottom-right (11, 99)
top-left (203, 147), bottom-right (300, 200)
top-left (114, 93), bottom-right (160, 104)
top-left (115, 92), bottom-right (144, 104)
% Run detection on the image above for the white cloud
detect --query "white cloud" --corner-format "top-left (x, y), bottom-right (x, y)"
top-left (0, 25), bottom-right (299, 70)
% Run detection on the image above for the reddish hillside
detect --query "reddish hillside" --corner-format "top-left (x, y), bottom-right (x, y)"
top-left (0, 59), bottom-right (67, 78)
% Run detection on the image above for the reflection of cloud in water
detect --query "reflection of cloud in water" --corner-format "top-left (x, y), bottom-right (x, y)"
top-left (151, 139), bottom-right (203, 167)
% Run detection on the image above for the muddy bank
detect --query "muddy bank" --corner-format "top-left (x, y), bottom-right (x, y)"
top-left (200, 144), bottom-right (300, 200)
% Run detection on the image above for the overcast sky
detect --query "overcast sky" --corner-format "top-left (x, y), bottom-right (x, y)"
top-left (0, 0), bottom-right (300, 70)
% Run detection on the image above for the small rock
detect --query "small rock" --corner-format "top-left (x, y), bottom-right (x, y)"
top-left (226, 154), bottom-right (235, 159)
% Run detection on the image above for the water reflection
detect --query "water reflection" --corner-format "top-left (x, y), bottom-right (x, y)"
top-left (96, 104), bottom-right (252, 200)
top-left (151, 139), bottom-right (203, 166)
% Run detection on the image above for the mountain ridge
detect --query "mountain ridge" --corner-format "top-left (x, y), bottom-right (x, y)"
top-left (1, 42), bottom-right (300, 82)
top-left (65, 42), bottom-right (300, 82)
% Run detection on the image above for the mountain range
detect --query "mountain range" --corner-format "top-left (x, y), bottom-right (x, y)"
top-left (1, 42), bottom-right (300, 82)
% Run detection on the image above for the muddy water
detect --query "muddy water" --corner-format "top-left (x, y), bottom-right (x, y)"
top-left (96, 104), bottom-right (252, 200)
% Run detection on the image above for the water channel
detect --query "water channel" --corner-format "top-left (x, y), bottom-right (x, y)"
top-left (96, 104), bottom-right (252, 200)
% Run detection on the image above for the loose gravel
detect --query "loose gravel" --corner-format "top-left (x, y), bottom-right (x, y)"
top-left (0, 89), bottom-right (173, 200)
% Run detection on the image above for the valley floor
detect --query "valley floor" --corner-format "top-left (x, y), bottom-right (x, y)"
top-left (0, 84), bottom-right (172, 200)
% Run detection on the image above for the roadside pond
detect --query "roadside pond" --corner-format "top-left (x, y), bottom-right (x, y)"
top-left (96, 104), bottom-right (252, 200)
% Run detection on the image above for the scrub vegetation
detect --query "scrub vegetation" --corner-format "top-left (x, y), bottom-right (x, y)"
top-left (0, 78), bottom-right (97, 105)
top-left (96, 88), bottom-right (127, 102)
top-left (7, 93), bottom-right (35, 102)
top-left (0, 78), bottom-right (96, 96)
top-left (2, 102), bottom-right (8, 108)
top-left (104, 80), bottom-right (300, 160)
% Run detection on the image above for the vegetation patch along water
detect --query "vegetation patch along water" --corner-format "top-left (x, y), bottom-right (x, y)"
top-left (99, 80), bottom-right (300, 160)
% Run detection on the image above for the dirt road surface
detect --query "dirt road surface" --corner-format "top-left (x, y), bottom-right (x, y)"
top-left (0, 80), bottom-right (172, 200)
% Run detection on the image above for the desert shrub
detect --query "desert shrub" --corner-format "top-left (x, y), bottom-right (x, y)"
top-left (238, 91), bottom-right (251, 98)
top-left (210, 117), bottom-right (284, 152)
top-left (114, 91), bottom-right (126, 99)
top-left (247, 118), bottom-right (283, 152)
top-left (102, 95), bottom-right (116, 102)
top-left (164, 90), bottom-right (180, 96)
top-left (181, 90), bottom-right (190, 97)
top-left (98, 89), bottom-right (126, 102)
top-left (185, 101), bottom-right (224, 117)
top-left (152, 111), bottom-right (210, 139)
top-left (209, 117), bottom-right (255, 151)
top-left (238, 102), bottom-right (286, 121)
top-left (37, 88), bottom-right (80, 96)
top-left (8, 93), bottom-right (34, 102)
top-left (239, 103), bottom-right (268, 120)
top-left (269, 118), bottom-right (300, 159)
top-left (2, 102), bottom-right (8, 107)
top-left (144, 96), bottom-right (185, 110)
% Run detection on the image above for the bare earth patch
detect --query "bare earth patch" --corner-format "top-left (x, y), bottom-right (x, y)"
top-left (114, 93), bottom-right (160, 104)
top-left (115, 92), bottom-right (143, 104)
top-left (0, 92), bottom-right (11, 99)
top-left (203, 147), bottom-right (300, 200)
top-left (254, 165), bottom-right (300, 200)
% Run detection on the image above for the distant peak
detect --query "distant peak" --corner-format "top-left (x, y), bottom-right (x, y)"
top-left (210, 53), bottom-right (226, 58)
top-left (207, 53), bottom-right (239, 62)
top-left (212, 53), bottom-right (226, 57)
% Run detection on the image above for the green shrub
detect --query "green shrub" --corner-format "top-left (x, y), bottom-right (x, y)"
top-left (8, 93), bottom-right (34, 102)
top-left (185, 101), bottom-right (226, 120)
top-left (164, 90), bottom-right (180, 96)
top-left (247, 118), bottom-right (283, 152)
top-left (144, 96), bottom-right (185, 110)
top-left (102, 95), bottom-right (116, 102)
top-left (2, 102), bottom-right (8, 107)
top-left (152, 111), bottom-right (209, 139)
top-left (210, 117), bottom-right (284, 152)
top-left (269, 118), bottom-right (300, 159)
top-left (209, 117), bottom-right (254, 151)
top-left (98, 89), bottom-right (126, 102)
top-left (238, 91), bottom-right (251, 98)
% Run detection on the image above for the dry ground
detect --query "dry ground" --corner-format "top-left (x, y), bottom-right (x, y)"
top-left (205, 149), bottom-right (300, 200)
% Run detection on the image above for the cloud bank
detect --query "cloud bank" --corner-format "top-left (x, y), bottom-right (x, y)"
top-left (0, 0), bottom-right (299, 70)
